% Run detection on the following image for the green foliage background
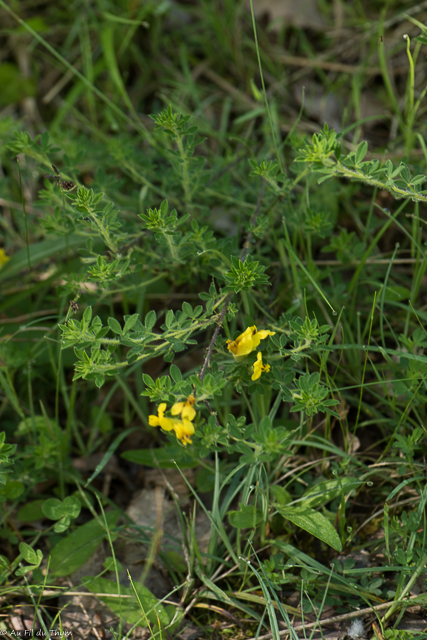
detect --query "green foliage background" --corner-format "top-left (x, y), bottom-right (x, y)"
top-left (0, 0), bottom-right (426, 637)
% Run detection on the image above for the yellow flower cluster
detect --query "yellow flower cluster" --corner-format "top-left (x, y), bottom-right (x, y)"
top-left (149, 395), bottom-right (196, 446)
top-left (227, 325), bottom-right (275, 382)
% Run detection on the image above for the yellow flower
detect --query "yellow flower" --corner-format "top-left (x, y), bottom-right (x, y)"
top-left (171, 394), bottom-right (196, 421)
top-left (251, 352), bottom-right (270, 381)
top-left (0, 249), bottom-right (10, 269)
top-left (149, 401), bottom-right (196, 446)
top-left (149, 403), bottom-right (176, 431)
top-left (173, 418), bottom-right (195, 446)
top-left (227, 325), bottom-right (275, 358)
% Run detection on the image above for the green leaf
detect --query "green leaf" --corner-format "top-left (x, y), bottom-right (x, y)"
top-left (50, 510), bottom-right (119, 576)
top-left (15, 564), bottom-right (38, 577)
top-left (95, 374), bottom-right (105, 388)
top-left (384, 159), bottom-right (393, 178)
top-left (108, 317), bottom-right (122, 335)
top-left (19, 542), bottom-right (39, 566)
top-left (142, 373), bottom-right (154, 387)
top-left (270, 485), bottom-right (292, 505)
top-left (145, 310), bottom-right (156, 331)
top-left (42, 496), bottom-right (80, 521)
top-left (3, 480), bottom-right (24, 500)
top-left (103, 557), bottom-right (123, 572)
top-left (277, 505), bottom-right (342, 551)
top-left (62, 496), bottom-right (82, 518)
top-left (165, 309), bottom-right (174, 328)
top-left (83, 306), bottom-right (92, 325)
top-left (170, 364), bottom-right (182, 383)
top-left (182, 301), bottom-right (193, 317)
top-left (42, 498), bottom-right (66, 520)
top-left (228, 504), bottom-right (264, 529)
top-left (355, 141), bottom-right (368, 164)
top-left (54, 517), bottom-right (72, 533)
top-left (123, 314), bottom-right (139, 333)
top-left (399, 163), bottom-right (411, 183)
top-left (17, 500), bottom-right (45, 522)
top-left (84, 577), bottom-right (169, 626)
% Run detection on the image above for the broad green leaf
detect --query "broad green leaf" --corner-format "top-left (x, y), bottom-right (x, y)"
top-left (277, 506), bottom-right (342, 551)
top-left (84, 577), bottom-right (169, 626)
top-left (270, 485), bottom-right (291, 505)
top-left (228, 504), bottom-right (263, 529)
top-left (3, 480), bottom-right (24, 500)
top-left (50, 510), bottom-right (119, 576)
top-left (17, 500), bottom-right (45, 522)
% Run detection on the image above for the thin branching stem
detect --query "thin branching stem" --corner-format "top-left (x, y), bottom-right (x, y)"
top-left (199, 183), bottom-right (266, 382)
